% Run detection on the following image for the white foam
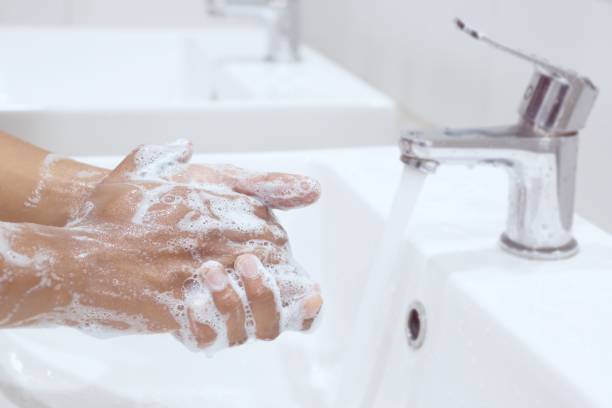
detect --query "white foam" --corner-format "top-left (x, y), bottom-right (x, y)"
top-left (75, 169), bottom-right (103, 178)
top-left (177, 190), bottom-right (270, 237)
top-left (48, 293), bottom-right (150, 338)
top-left (0, 226), bottom-right (33, 268)
top-left (249, 175), bottom-right (321, 210)
top-left (23, 153), bottom-right (61, 209)
top-left (131, 184), bottom-right (175, 225)
top-left (130, 139), bottom-right (191, 182)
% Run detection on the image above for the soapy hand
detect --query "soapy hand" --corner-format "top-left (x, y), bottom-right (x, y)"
top-left (0, 140), bottom-right (322, 352)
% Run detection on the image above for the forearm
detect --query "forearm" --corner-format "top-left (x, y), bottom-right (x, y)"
top-left (0, 222), bottom-right (74, 327)
top-left (0, 221), bottom-right (178, 333)
top-left (0, 133), bottom-right (107, 226)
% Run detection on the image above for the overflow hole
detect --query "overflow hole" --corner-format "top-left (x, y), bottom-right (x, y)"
top-left (406, 301), bottom-right (426, 349)
top-left (408, 309), bottom-right (420, 341)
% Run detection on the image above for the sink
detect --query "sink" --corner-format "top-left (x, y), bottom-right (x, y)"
top-left (0, 27), bottom-right (395, 155)
top-left (329, 147), bottom-right (612, 407)
top-left (1, 146), bottom-right (612, 407)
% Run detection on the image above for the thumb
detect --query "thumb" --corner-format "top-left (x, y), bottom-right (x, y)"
top-left (104, 139), bottom-right (193, 184)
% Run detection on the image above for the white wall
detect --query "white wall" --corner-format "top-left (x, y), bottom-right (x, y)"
top-left (0, 0), bottom-right (207, 26)
top-left (302, 0), bottom-right (612, 232)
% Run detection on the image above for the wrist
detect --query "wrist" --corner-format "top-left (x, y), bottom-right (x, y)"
top-left (22, 158), bottom-right (108, 226)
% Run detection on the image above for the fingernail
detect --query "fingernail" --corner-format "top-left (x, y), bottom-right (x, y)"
top-left (203, 263), bottom-right (228, 292)
top-left (303, 293), bottom-right (323, 320)
top-left (238, 256), bottom-right (260, 279)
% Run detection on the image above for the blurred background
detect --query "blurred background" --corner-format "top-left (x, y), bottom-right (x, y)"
top-left (0, 0), bottom-right (609, 231)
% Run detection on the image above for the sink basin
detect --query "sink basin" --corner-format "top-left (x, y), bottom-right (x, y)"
top-left (0, 27), bottom-right (395, 155)
top-left (1, 146), bottom-right (612, 407)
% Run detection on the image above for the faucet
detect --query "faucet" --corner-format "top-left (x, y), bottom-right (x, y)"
top-left (400, 19), bottom-right (599, 260)
top-left (205, 0), bottom-right (301, 62)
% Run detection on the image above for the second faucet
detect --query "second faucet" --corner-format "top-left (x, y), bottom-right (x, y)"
top-left (206, 0), bottom-right (301, 62)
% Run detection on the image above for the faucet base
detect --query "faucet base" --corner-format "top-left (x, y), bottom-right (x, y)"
top-left (499, 234), bottom-right (579, 261)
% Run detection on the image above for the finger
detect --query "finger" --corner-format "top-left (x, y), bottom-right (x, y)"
top-left (104, 139), bottom-right (193, 184)
top-left (200, 260), bottom-right (248, 346)
top-left (234, 173), bottom-right (321, 210)
top-left (180, 276), bottom-right (219, 350)
top-left (301, 292), bottom-right (323, 331)
top-left (185, 310), bottom-right (218, 349)
top-left (275, 274), bottom-right (323, 331)
top-left (235, 254), bottom-right (280, 340)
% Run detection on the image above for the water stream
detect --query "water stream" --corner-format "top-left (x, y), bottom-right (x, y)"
top-left (335, 166), bottom-right (427, 408)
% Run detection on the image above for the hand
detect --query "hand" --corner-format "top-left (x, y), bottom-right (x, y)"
top-left (0, 140), bottom-right (322, 352)
top-left (0, 132), bottom-right (319, 227)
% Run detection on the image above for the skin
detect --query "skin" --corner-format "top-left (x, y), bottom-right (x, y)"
top-left (0, 133), bottom-right (109, 226)
top-left (0, 133), bottom-right (320, 226)
top-left (0, 134), bottom-right (323, 351)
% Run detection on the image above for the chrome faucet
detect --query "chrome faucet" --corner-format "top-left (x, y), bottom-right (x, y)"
top-left (206, 0), bottom-right (301, 62)
top-left (400, 19), bottom-right (599, 260)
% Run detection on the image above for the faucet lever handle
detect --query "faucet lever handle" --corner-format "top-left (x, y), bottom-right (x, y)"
top-left (454, 18), bottom-right (598, 134)
top-left (455, 18), bottom-right (574, 79)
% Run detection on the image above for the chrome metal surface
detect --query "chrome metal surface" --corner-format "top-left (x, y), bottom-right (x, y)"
top-left (399, 19), bottom-right (599, 260)
top-left (400, 154), bottom-right (438, 174)
top-left (206, 0), bottom-right (301, 62)
top-left (455, 18), bottom-right (598, 135)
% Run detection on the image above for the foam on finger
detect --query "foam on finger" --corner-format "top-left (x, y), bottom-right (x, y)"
top-left (129, 139), bottom-right (193, 182)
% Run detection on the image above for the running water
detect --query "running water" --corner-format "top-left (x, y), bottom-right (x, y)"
top-left (335, 166), bottom-right (427, 408)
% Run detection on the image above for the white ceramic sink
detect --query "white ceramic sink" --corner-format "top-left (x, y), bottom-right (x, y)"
top-left (1, 146), bottom-right (611, 407)
top-left (0, 27), bottom-right (395, 155)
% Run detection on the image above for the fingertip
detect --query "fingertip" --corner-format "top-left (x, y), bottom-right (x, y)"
top-left (235, 254), bottom-right (261, 280)
top-left (294, 176), bottom-right (321, 207)
top-left (200, 260), bottom-right (228, 292)
top-left (301, 295), bottom-right (322, 331)
top-left (269, 174), bottom-right (321, 210)
top-left (303, 292), bottom-right (323, 320)
top-left (235, 173), bottom-right (322, 210)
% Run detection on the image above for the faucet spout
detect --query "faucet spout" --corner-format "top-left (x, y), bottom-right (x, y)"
top-left (401, 124), bottom-right (552, 167)
top-left (401, 124), bottom-right (579, 259)
top-left (400, 124), bottom-right (579, 259)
